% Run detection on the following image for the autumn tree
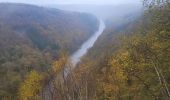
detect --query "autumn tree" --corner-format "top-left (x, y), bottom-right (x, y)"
top-left (18, 70), bottom-right (43, 100)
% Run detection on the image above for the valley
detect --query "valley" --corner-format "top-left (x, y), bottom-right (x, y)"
top-left (0, 0), bottom-right (169, 100)
top-left (0, 3), bottom-right (99, 99)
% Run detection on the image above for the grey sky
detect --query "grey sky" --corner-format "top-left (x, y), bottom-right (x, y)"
top-left (0, 0), bottom-right (141, 5)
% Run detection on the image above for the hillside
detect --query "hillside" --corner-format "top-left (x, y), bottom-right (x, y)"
top-left (1, 1), bottom-right (170, 100)
top-left (45, 2), bottom-right (170, 100)
top-left (0, 3), bottom-right (98, 99)
top-left (78, 3), bottom-right (170, 100)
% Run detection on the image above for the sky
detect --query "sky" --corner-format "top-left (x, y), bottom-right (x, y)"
top-left (0, 0), bottom-right (141, 5)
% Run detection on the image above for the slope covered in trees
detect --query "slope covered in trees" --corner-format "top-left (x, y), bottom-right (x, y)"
top-left (0, 3), bottom-right (99, 99)
top-left (25, 1), bottom-right (170, 100)
top-left (1, 1), bottom-right (170, 100)
top-left (77, 2), bottom-right (170, 100)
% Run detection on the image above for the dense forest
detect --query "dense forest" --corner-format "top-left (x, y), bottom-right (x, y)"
top-left (33, 0), bottom-right (169, 100)
top-left (0, 0), bottom-right (170, 100)
top-left (78, 1), bottom-right (170, 100)
top-left (0, 3), bottom-right (98, 99)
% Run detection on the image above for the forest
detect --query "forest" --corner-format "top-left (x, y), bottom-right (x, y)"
top-left (0, 0), bottom-right (169, 100)
top-left (0, 3), bottom-right (98, 99)
top-left (77, 0), bottom-right (170, 100)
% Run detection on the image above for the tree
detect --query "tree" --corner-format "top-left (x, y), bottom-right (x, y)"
top-left (18, 71), bottom-right (43, 100)
top-left (143, 0), bottom-right (169, 7)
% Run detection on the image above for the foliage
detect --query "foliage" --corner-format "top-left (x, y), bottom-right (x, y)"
top-left (0, 3), bottom-right (98, 99)
top-left (78, 2), bottom-right (170, 100)
top-left (18, 71), bottom-right (43, 100)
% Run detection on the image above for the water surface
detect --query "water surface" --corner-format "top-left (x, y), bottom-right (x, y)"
top-left (71, 19), bottom-right (105, 66)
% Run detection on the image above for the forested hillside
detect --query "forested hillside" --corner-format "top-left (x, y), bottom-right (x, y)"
top-left (47, 1), bottom-right (169, 100)
top-left (0, 0), bottom-right (170, 100)
top-left (0, 3), bottom-right (98, 99)
top-left (78, 1), bottom-right (170, 100)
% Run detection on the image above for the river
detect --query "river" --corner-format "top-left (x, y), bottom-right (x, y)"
top-left (70, 19), bottom-right (105, 66)
top-left (43, 19), bottom-right (105, 100)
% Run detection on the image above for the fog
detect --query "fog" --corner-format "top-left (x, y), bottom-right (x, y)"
top-left (0, 0), bottom-right (141, 5)
top-left (0, 0), bottom-right (143, 21)
top-left (49, 4), bottom-right (142, 21)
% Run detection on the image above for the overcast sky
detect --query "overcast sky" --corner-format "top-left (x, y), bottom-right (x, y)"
top-left (0, 0), bottom-right (141, 5)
